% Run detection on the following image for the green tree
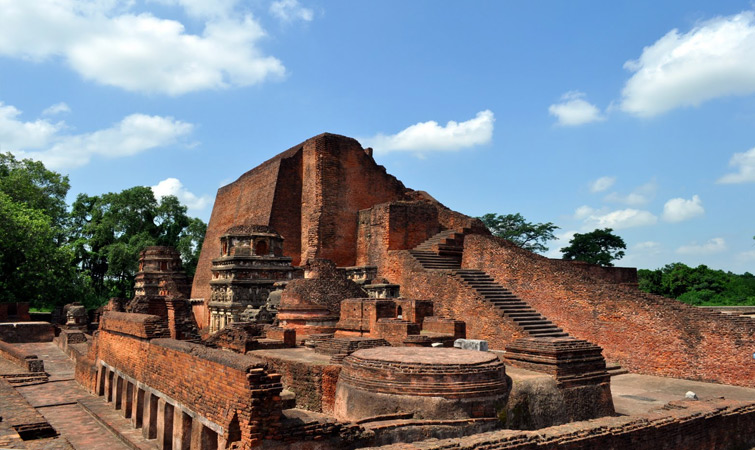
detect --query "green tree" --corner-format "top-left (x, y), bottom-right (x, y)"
top-left (0, 192), bottom-right (78, 307)
top-left (478, 213), bottom-right (559, 253)
top-left (638, 262), bottom-right (755, 306)
top-left (0, 153), bottom-right (70, 234)
top-left (560, 228), bottom-right (626, 266)
top-left (0, 154), bottom-right (79, 308)
top-left (70, 187), bottom-right (206, 304)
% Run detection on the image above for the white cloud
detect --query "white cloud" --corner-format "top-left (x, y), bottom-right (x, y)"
top-left (718, 147), bottom-right (755, 183)
top-left (581, 208), bottom-right (658, 230)
top-left (150, 0), bottom-right (239, 19)
top-left (574, 205), bottom-right (596, 220)
top-left (151, 177), bottom-right (211, 211)
top-left (604, 180), bottom-right (657, 206)
top-left (364, 110), bottom-right (495, 155)
top-left (0, 0), bottom-right (285, 95)
top-left (662, 195), bottom-right (704, 222)
top-left (589, 176), bottom-right (615, 193)
top-left (42, 102), bottom-right (71, 116)
top-left (621, 11), bottom-right (755, 117)
top-left (548, 91), bottom-right (604, 126)
top-left (269, 0), bottom-right (313, 22)
top-left (677, 237), bottom-right (727, 255)
top-left (0, 102), bottom-right (64, 149)
top-left (2, 101), bottom-right (193, 169)
top-left (634, 241), bottom-right (662, 253)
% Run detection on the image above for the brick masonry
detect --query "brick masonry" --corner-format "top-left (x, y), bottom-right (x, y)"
top-left (82, 312), bottom-right (285, 447)
top-left (462, 234), bottom-right (755, 387)
top-left (367, 398), bottom-right (755, 450)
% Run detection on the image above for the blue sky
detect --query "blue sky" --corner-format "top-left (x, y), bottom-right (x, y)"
top-left (1, 0), bottom-right (754, 273)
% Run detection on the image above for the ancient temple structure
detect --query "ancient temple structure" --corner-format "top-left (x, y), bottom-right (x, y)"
top-left (208, 225), bottom-right (295, 332)
top-left (32, 133), bottom-right (752, 450)
top-left (128, 246), bottom-right (191, 316)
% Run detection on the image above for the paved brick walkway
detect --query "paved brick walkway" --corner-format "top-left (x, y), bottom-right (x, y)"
top-left (10, 342), bottom-right (157, 450)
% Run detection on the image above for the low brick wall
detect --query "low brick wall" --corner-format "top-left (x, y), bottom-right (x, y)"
top-left (0, 339), bottom-right (44, 372)
top-left (0, 322), bottom-right (54, 343)
top-left (368, 398), bottom-right (755, 450)
top-left (99, 312), bottom-right (168, 339)
top-left (462, 234), bottom-right (755, 387)
top-left (85, 315), bottom-right (285, 447)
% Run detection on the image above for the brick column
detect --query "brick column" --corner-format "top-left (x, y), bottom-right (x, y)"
top-left (121, 380), bottom-right (133, 418)
top-left (132, 387), bottom-right (144, 428)
top-left (105, 369), bottom-right (114, 402)
top-left (114, 376), bottom-right (123, 410)
top-left (190, 418), bottom-right (218, 450)
top-left (143, 392), bottom-right (158, 439)
top-left (156, 398), bottom-right (174, 450)
top-left (172, 408), bottom-right (192, 450)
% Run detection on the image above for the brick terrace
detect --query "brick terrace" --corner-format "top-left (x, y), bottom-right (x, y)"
top-left (6, 342), bottom-right (155, 450)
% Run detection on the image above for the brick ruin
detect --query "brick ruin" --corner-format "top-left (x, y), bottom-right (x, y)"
top-left (1, 132), bottom-right (753, 449)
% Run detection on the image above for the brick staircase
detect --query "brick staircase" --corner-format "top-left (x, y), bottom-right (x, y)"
top-left (454, 269), bottom-right (569, 338)
top-left (409, 230), bottom-right (569, 339)
top-left (409, 229), bottom-right (465, 270)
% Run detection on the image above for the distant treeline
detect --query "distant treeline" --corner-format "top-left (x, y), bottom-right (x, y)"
top-left (638, 263), bottom-right (755, 306)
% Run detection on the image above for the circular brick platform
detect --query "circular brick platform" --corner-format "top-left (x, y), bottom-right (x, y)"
top-left (334, 347), bottom-right (507, 421)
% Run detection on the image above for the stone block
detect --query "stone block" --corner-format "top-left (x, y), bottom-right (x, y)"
top-left (454, 339), bottom-right (488, 352)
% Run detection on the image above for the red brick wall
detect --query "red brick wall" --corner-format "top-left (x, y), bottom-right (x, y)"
top-left (270, 149), bottom-right (303, 265)
top-left (356, 202), bottom-right (441, 267)
top-left (192, 134), bottom-right (410, 327)
top-left (382, 251), bottom-right (526, 350)
top-left (462, 234), bottom-right (755, 387)
top-left (191, 149), bottom-right (291, 304)
top-left (372, 398), bottom-right (755, 450)
top-left (300, 134), bottom-right (408, 267)
top-left (92, 316), bottom-right (283, 445)
top-left (554, 260), bottom-right (638, 285)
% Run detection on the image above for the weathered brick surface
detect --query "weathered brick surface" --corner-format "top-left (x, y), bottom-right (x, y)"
top-left (382, 251), bottom-right (526, 350)
top-left (368, 398), bottom-right (755, 450)
top-left (0, 338), bottom-right (44, 372)
top-left (462, 234), bottom-right (755, 387)
top-left (0, 322), bottom-right (54, 343)
top-left (86, 326), bottom-right (284, 447)
top-left (193, 133), bottom-right (410, 309)
top-left (99, 312), bottom-right (168, 339)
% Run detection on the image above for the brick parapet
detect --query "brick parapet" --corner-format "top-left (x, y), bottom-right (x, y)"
top-left (100, 311), bottom-right (168, 339)
top-left (367, 398), bottom-right (755, 450)
top-left (92, 328), bottom-right (283, 445)
top-left (0, 338), bottom-right (44, 372)
top-left (462, 234), bottom-right (755, 387)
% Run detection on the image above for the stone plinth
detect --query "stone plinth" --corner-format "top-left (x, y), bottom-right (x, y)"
top-left (422, 316), bottom-right (466, 339)
top-left (374, 318), bottom-right (420, 346)
top-left (504, 337), bottom-right (610, 387)
top-left (334, 347), bottom-right (507, 421)
top-left (335, 298), bottom-right (396, 336)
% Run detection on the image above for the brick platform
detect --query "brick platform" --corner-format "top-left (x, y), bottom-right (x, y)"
top-left (335, 347), bottom-right (507, 422)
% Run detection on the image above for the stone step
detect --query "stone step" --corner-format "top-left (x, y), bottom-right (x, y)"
top-left (521, 325), bottom-right (562, 332)
top-left (78, 398), bottom-right (158, 450)
top-left (606, 363), bottom-right (629, 377)
top-left (518, 321), bottom-right (554, 328)
top-left (529, 331), bottom-right (569, 337)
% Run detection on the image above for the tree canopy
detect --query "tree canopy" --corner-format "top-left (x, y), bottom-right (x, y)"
top-left (0, 153), bottom-right (206, 310)
top-left (70, 187), bottom-right (206, 304)
top-left (0, 154), bottom-right (76, 306)
top-left (478, 213), bottom-right (559, 253)
top-left (560, 228), bottom-right (626, 267)
top-left (638, 263), bottom-right (755, 306)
